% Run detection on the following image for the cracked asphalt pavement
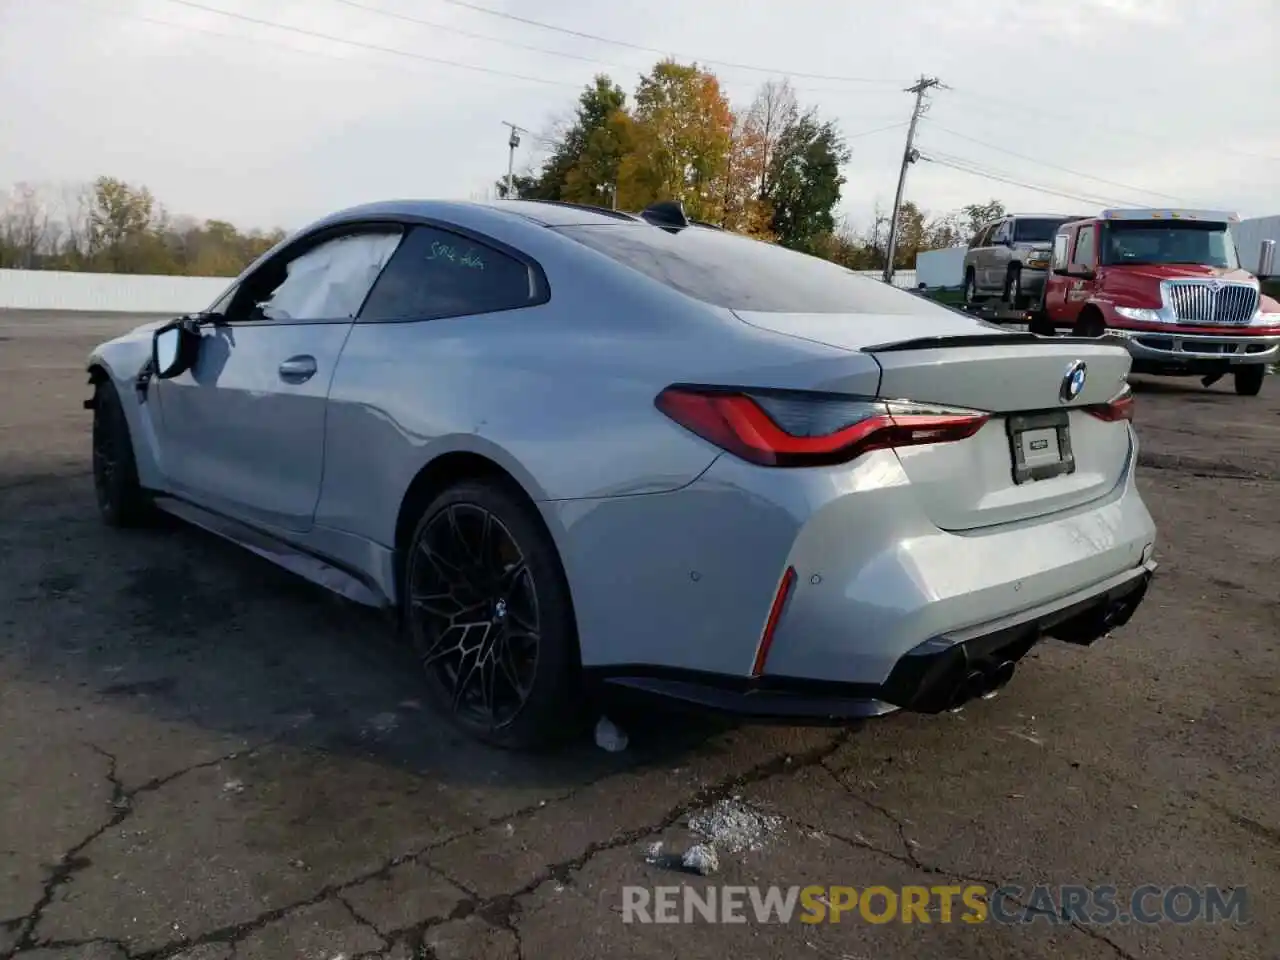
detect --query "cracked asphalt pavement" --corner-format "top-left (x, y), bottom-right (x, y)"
top-left (2, 310), bottom-right (1277, 959)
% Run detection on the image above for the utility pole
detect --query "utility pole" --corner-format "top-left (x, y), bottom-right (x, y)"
top-left (501, 121), bottom-right (525, 199)
top-left (883, 75), bottom-right (944, 284)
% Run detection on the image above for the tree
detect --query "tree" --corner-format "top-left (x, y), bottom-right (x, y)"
top-left (562, 107), bottom-right (635, 208)
top-left (0, 183), bottom-right (55, 269)
top-left (890, 200), bottom-right (928, 270)
top-left (87, 177), bottom-right (157, 272)
top-left (617, 60), bottom-right (734, 220)
top-left (494, 173), bottom-right (541, 200)
top-left (960, 199), bottom-right (1006, 241)
top-left (765, 112), bottom-right (850, 253)
top-left (741, 79), bottom-right (799, 200)
top-left (712, 111), bottom-right (775, 237)
top-left (922, 211), bottom-right (966, 250)
top-left (0, 177), bottom-right (287, 277)
top-left (500, 75), bottom-right (628, 202)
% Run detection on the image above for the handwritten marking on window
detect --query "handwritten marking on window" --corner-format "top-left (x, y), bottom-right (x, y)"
top-left (427, 241), bottom-right (485, 270)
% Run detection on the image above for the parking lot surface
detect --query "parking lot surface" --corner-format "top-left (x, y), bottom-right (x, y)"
top-left (2, 310), bottom-right (1277, 959)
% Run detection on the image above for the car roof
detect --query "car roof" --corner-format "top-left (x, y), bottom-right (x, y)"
top-left (305, 198), bottom-right (640, 232)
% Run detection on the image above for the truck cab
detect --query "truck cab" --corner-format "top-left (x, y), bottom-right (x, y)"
top-left (1041, 209), bottom-right (1280, 396)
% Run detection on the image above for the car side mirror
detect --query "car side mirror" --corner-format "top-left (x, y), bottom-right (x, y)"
top-left (152, 320), bottom-right (201, 380)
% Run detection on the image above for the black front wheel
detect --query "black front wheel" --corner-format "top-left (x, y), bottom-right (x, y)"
top-left (403, 480), bottom-right (584, 749)
top-left (91, 379), bottom-right (152, 527)
top-left (1234, 365), bottom-right (1266, 397)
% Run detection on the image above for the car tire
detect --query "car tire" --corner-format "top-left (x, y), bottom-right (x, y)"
top-left (1073, 309), bottom-right (1106, 339)
top-left (91, 378), bottom-right (152, 527)
top-left (1234, 365), bottom-right (1265, 397)
top-left (402, 478), bottom-right (585, 750)
top-left (1004, 266), bottom-right (1024, 308)
top-left (1028, 312), bottom-right (1056, 337)
top-left (963, 270), bottom-right (980, 306)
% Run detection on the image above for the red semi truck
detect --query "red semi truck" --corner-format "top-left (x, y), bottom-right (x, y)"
top-left (1036, 209), bottom-right (1280, 396)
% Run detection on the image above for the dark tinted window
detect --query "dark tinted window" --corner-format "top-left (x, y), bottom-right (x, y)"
top-left (555, 224), bottom-right (943, 315)
top-left (359, 225), bottom-right (539, 321)
top-left (1013, 217), bottom-right (1068, 243)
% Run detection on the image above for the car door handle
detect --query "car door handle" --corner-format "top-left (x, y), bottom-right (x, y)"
top-left (278, 355), bottom-right (317, 383)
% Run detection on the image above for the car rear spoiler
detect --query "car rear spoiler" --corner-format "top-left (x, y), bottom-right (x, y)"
top-left (861, 332), bottom-right (1125, 353)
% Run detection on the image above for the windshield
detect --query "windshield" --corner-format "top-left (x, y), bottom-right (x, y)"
top-left (1013, 218), bottom-right (1070, 243)
top-left (1100, 220), bottom-right (1239, 268)
top-left (554, 223), bottom-right (947, 315)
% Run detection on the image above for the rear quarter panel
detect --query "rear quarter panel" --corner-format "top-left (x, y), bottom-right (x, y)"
top-left (314, 223), bottom-right (867, 549)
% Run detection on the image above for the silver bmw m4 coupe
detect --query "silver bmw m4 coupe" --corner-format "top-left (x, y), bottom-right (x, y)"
top-left (86, 198), bottom-right (1157, 748)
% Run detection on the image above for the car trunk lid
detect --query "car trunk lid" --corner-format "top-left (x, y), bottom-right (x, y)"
top-left (734, 311), bottom-right (1135, 531)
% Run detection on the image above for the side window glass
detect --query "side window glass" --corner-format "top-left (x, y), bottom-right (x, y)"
top-left (993, 220), bottom-right (1011, 244)
top-left (1072, 225), bottom-right (1095, 267)
top-left (970, 225), bottom-right (991, 249)
top-left (359, 225), bottom-right (539, 322)
top-left (243, 230), bottom-right (403, 322)
top-left (1052, 233), bottom-right (1070, 270)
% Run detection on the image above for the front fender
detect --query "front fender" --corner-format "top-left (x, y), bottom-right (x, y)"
top-left (86, 326), bottom-right (167, 490)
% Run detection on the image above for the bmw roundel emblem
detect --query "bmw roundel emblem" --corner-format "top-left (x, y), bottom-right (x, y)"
top-left (1060, 361), bottom-right (1088, 403)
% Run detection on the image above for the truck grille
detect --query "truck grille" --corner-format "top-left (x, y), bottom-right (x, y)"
top-left (1165, 280), bottom-right (1259, 325)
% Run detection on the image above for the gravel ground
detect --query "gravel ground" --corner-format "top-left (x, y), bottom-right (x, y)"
top-left (1, 310), bottom-right (1277, 959)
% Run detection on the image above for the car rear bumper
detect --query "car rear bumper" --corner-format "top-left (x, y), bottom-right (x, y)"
top-left (548, 432), bottom-right (1157, 693)
top-left (589, 561), bottom-right (1155, 720)
top-left (1019, 268), bottom-right (1049, 295)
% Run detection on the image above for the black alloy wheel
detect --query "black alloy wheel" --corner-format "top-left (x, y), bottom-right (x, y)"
top-left (408, 502), bottom-right (540, 729)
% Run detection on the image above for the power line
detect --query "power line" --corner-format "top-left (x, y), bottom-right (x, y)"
top-left (948, 88), bottom-right (1280, 164)
top-left (151, 0), bottom-right (584, 87)
top-left (56, 0), bottom-right (465, 75)
top-left (329, 0), bottom-right (630, 73)
top-left (846, 120), bottom-right (910, 140)
top-left (925, 149), bottom-right (1133, 206)
top-left (919, 153), bottom-right (1129, 208)
top-left (921, 119), bottom-right (1187, 204)
top-left (429, 0), bottom-right (901, 85)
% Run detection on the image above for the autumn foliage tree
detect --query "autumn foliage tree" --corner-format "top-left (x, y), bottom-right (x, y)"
top-left (0, 178), bottom-right (284, 276)
top-left (498, 60), bottom-right (1020, 274)
top-left (502, 63), bottom-right (852, 255)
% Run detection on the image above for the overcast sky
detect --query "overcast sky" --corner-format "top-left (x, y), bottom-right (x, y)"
top-left (2, 0), bottom-right (1276, 235)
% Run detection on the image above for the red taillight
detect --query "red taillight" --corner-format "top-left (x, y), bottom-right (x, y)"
top-left (654, 386), bottom-right (990, 467)
top-left (1086, 386), bottom-right (1135, 423)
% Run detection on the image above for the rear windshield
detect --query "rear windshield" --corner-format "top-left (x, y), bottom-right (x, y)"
top-left (553, 223), bottom-right (943, 315)
top-left (1013, 218), bottom-right (1069, 243)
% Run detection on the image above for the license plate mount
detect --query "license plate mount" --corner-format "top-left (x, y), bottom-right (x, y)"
top-left (1007, 410), bottom-right (1075, 484)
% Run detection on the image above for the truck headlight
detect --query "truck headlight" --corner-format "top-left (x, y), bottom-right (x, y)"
top-left (1115, 306), bottom-right (1170, 323)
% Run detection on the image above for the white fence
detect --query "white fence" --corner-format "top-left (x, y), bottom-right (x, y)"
top-left (859, 270), bottom-right (916, 288)
top-left (0, 268), bottom-right (231, 315)
top-left (0, 266), bottom-right (916, 315)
